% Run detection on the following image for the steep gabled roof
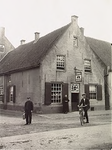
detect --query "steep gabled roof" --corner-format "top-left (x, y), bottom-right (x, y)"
top-left (0, 24), bottom-right (70, 75)
top-left (86, 37), bottom-right (111, 67)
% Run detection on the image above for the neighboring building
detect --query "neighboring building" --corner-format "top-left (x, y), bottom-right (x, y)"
top-left (0, 16), bottom-right (111, 113)
top-left (86, 37), bottom-right (111, 110)
top-left (0, 27), bottom-right (14, 60)
top-left (0, 27), bottom-right (14, 103)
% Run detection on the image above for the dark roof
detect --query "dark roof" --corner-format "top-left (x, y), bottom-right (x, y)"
top-left (86, 37), bottom-right (111, 67)
top-left (0, 24), bottom-right (70, 75)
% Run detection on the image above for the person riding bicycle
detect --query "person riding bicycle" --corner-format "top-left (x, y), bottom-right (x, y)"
top-left (79, 93), bottom-right (90, 123)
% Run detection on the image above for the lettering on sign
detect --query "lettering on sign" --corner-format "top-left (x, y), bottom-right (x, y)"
top-left (71, 83), bottom-right (79, 93)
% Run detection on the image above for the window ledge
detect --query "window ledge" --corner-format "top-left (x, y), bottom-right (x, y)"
top-left (84, 72), bottom-right (92, 75)
top-left (56, 69), bottom-right (66, 72)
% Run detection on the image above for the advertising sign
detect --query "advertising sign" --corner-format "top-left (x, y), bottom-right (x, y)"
top-left (71, 83), bottom-right (79, 93)
top-left (75, 72), bottom-right (82, 82)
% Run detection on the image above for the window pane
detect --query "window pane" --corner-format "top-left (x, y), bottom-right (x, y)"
top-left (73, 37), bottom-right (78, 46)
top-left (89, 85), bottom-right (97, 99)
top-left (84, 59), bottom-right (91, 72)
top-left (51, 83), bottom-right (62, 103)
top-left (57, 55), bottom-right (65, 70)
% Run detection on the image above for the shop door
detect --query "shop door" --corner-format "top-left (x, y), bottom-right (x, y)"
top-left (71, 93), bottom-right (79, 111)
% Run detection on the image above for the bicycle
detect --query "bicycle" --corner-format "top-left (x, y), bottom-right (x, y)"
top-left (78, 105), bottom-right (86, 126)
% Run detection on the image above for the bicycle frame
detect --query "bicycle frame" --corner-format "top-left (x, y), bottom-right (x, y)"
top-left (78, 106), bottom-right (85, 126)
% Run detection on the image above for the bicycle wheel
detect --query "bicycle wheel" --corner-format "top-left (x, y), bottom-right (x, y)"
top-left (80, 115), bottom-right (83, 126)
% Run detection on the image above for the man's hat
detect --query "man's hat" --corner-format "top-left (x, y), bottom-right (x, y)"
top-left (27, 97), bottom-right (30, 99)
top-left (82, 93), bottom-right (86, 96)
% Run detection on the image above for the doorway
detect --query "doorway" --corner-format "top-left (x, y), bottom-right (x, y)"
top-left (71, 93), bottom-right (79, 111)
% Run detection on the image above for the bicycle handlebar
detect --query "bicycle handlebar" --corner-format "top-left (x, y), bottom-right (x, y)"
top-left (78, 105), bottom-right (87, 108)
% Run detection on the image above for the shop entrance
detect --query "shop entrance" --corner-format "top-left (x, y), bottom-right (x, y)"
top-left (71, 93), bottom-right (79, 111)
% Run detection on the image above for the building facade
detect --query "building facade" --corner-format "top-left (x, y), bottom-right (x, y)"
top-left (0, 27), bottom-right (14, 103)
top-left (0, 27), bottom-right (14, 60)
top-left (0, 16), bottom-right (111, 113)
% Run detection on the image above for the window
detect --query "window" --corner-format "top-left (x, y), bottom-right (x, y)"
top-left (7, 75), bottom-right (11, 83)
top-left (56, 55), bottom-right (65, 70)
top-left (89, 85), bottom-right (97, 99)
top-left (73, 36), bottom-right (78, 47)
top-left (7, 85), bottom-right (16, 103)
top-left (84, 59), bottom-right (91, 73)
top-left (0, 44), bottom-right (5, 52)
top-left (51, 83), bottom-right (62, 103)
top-left (45, 82), bottom-right (68, 105)
top-left (85, 84), bottom-right (102, 100)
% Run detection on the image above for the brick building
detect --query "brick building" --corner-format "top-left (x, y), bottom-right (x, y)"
top-left (0, 16), bottom-right (111, 113)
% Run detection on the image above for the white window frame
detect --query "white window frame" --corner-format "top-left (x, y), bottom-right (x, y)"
top-left (73, 36), bottom-right (78, 47)
top-left (51, 83), bottom-right (62, 104)
top-left (84, 59), bottom-right (91, 73)
top-left (89, 85), bottom-right (97, 99)
top-left (56, 55), bottom-right (65, 70)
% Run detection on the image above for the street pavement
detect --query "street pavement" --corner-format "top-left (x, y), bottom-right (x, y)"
top-left (0, 109), bottom-right (112, 150)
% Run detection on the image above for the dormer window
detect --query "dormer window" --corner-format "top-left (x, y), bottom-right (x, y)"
top-left (0, 44), bottom-right (5, 52)
top-left (56, 55), bottom-right (65, 70)
top-left (73, 36), bottom-right (78, 47)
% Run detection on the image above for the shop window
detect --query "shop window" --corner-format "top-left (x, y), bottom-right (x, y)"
top-left (84, 59), bottom-right (91, 73)
top-left (45, 82), bottom-right (68, 105)
top-left (0, 44), bottom-right (5, 52)
top-left (56, 55), bottom-right (65, 70)
top-left (51, 83), bottom-right (62, 103)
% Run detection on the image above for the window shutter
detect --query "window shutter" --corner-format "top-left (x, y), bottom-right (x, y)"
top-left (45, 82), bottom-right (51, 105)
top-left (97, 85), bottom-right (102, 100)
top-left (6, 86), bottom-right (10, 102)
top-left (84, 84), bottom-right (89, 99)
top-left (62, 83), bottom-right (68, 100)
top-left (13, 85), bottom-right (16, 103)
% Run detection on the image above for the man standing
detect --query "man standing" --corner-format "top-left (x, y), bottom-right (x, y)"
top-left (62, 95), bottom-right (69, 114)
top-left (24, 97), bottom-right (34, 125)
top-left (79, 93), bottom-right (90, 123)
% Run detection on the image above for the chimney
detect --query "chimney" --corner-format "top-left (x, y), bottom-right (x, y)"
top-left (34, 32), bottom-right (40, 42)
top-left (0, 27), bottom-right (5, 38)
top-left (71, 15), bottom-right (78, 23)
top-left (80, 27), bottom-right (84, 35)
top-left (20, 39), bottom-right (25, 45)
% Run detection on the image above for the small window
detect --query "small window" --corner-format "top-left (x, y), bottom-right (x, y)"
top-left (51, 83), bottom-right (62, 103)
top-left (56, 55), bottom-right (65, 70)
top-left (8, 75), bottom-right (11, 83)
top-left (0, 44), bottom-right (5, 52)
top-left (89, 85), bottom-right (97, 99)
top-left (84, 59), bottom-right (91, 73)
top-left (73, 36), bottom-right (78, 47)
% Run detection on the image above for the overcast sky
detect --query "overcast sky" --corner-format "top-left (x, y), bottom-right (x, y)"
top-left (0, 0), bottom-right (112, 47)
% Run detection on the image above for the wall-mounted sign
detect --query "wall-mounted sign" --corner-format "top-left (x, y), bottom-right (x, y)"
top-left (75, 72), bottom-right (82, 82)
top-left (71, 83), bottom-right (79, 93)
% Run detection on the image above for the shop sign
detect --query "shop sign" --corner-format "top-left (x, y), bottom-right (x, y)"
top-left (71, 83), bottom-right (79, 93)
top-left (75, 72), bottom-right (82, 82)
